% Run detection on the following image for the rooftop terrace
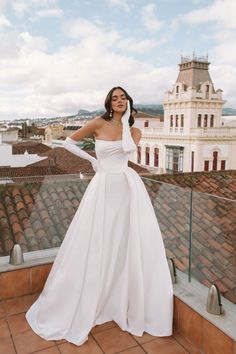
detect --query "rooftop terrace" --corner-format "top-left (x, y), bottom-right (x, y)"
top-left (0, 170), bottom-right (236, 353)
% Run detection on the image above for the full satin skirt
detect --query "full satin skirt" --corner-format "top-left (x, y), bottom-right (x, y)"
top-left (26, 168), bottom-right (173, 345)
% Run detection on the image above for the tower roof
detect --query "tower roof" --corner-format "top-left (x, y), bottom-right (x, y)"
top-left (176, 55), bottom-right (213, 90)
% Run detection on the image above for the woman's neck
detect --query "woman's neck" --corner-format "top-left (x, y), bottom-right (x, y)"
top-left (112, 112), bottom-right (123, 121)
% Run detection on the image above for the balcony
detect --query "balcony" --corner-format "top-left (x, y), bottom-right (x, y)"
top-left (190, 127), bottom-right (236, 137)
top-left (0, 174), bottom-right (236, 353)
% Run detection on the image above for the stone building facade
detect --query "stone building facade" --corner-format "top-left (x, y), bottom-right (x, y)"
top-left (132, 56), bottom-right (236, 173)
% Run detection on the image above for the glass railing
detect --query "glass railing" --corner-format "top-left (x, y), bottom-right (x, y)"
top-left (191, 190), bottom-right (236, 305)
top-left (143, 177), bottom-right (191, 279)
top-left (0, 173), bottom-right (235, 306)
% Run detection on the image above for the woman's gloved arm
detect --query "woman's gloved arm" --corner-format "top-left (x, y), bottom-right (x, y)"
top-left (121, 101), bottom-right (137, 153)
top-left (62, 137), bottom-right (98, 172)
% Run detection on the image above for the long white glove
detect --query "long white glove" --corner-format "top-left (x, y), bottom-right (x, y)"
top-left (62, 137), bottom-right (98, 172)
top-left (121, 101), bottom-right (137, 153)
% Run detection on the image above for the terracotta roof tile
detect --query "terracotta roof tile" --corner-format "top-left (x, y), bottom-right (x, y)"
top-left (12, 141), bottom-right (51, 154)
top-left (12, 222), bottom-right (23, 235)
top-left (142, 174), bottom-right (236, 304)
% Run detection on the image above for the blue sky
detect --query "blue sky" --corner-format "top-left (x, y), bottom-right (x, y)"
top-left (0, 0), bottom-right (235, 119)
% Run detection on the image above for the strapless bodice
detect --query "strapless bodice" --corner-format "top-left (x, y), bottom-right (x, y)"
top-left (95, 139), bottom-right (131, 173)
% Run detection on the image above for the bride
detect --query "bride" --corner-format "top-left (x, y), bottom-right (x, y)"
top-left (26, 86), bottom-right (173, 346)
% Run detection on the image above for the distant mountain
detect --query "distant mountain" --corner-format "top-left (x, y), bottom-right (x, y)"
top-left (222, 107), bottom-right (236, 115)
top-left (76, 104), bottom-right (164, 117)
top-left (76, 105), bottom-right (236, 118)
top-left (135, 104), bottom-right (164, 116)
top-left (77, 109), bottom-right (104, 117)
top-left (77, 109), bottom-right (92, 115)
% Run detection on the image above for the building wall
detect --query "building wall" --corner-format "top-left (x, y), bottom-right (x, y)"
top-left (130, 123), bottom-right (236, 174)
top-left (130, 60), bottom-right (236, 174)
top-left (0, 130), bottom-right (18, 143)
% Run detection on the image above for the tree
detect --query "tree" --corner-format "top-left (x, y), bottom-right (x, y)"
top-left (82, 137), bottom-right (95, 151)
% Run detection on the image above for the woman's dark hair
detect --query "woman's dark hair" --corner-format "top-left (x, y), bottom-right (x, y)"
top-left (101, 86), bottom-right (137, 126)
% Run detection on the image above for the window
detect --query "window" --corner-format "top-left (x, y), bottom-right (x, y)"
top-left (175, 115), bottom-right (179, 127)
top-left (204, 161), bottom-right (209, 171)
top-left (166, 146), bottom-right (184, 173)
top-left (137, 146), bottom-right (141, 164)
top-left (154, 148), bottom-right (159, 167)
top-left (176, 86), bottom-right (179, 93)
top-left (206, 85), bottom-right (209, 92)
top-left (144, 120), bottom-right (149, 128)
top-left (191, 151), bottom-right (194, 172)
top-left (198, 114), bottom-right (201, 127)
top-left (145, 147), bottom-right (150, 165)
top-left (170, 115), bottom-right (173, 127)
top-left (210, 115), bottom-right (214, 127)
top-left (204, 114), bottom-right (208, 128)
top-left (221, 160), bottom-right (226, 170)
top-left (212, 151), bottom-right (218, 171)
top-left (181, 114), bottom-right (184, 127)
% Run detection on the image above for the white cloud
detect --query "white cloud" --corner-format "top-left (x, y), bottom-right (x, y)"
top-left (0, 18), bottom-right (177, 119)
top-left (211, 64), bottom-right (236, 107)
top-left (0, 10), bottom-right (235, 120)
top-left (141, 3), bottom-right (163, 32)
top-left (64, 18), bottom-right (121, 51)
top-left (10, 0), bottom-right (62, 18)
top-left (117, 38), bottom-right (158, 53)
top-left (0, 0), bottom-right (7, 8)
top-left (182, 0), bottom-right (236, 77)
top-left (182, 0), bottom-right (236, 30)
top-left (32, 8), bottom-right (63, 20)
top-left (20, 32), bottom-right (48, 51)
top-left (0, 13), bottom-right (11, 26)
top-left (64, 18), bottom-right (104, 39)
top-left (11, 0), bottom-right (28, 16)
top-left (106, 0), bottom-right (131, 12)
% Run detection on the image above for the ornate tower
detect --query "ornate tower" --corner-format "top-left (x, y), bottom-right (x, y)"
top-left (163, 54), bottom-right (226, 135)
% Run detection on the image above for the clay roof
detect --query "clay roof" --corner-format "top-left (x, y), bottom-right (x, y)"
top-left (30, 147), bottom-right (149, 175)
top-left (12, 141), bottom-right (51, 155)
top-left (143, 173), bottom-right (236, 303)
top-left (135, 112), bottom-right (162, 119)
top-left (147, 170), bottom-right (236, 199)
top-left (176, 59), bottom-right (213, 89)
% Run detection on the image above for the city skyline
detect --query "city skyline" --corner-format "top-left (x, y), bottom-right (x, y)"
top-left (0, 0), bottom-right (236, 120)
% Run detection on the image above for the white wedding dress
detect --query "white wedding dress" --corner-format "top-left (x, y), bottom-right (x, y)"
top-left (26, 139), bottom-right (173, 345)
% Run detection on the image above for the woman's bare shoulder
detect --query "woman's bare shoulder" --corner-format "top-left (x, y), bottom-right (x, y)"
top-left (85, 116), bottom-right (105, 129)
top-left (131, 126), bottom-right (141, 136)
top-left (131, 126), bottom-right (142, 144)
top-left (90, 116), bottom-right (106, 126)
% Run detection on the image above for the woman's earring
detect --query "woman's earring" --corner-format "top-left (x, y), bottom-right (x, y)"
top-left (110, 109), bottom-right (113, 118)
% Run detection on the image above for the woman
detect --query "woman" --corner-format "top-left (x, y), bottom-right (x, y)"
top-left (26, 86), bottom-right (173, 346)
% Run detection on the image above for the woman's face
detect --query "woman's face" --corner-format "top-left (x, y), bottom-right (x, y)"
top-left (111, 88), bottom-right (128, 114)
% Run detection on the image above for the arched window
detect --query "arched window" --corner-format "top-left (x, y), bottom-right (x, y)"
top-left (191, 151), bottom-right (194, 172)
top-left (212, 151), bottom-right (218, 171)
top-left (204, 161), bottom-right (209, 171)
top-left (210, 115), bottom-right (214, 127)
top-left (204, 114), bottom-right (208, 127)
top-left (145, 147), bottom-right (150, 165)
top-left (154, 148), bottom-right (159, 167)
top-left (198, 114), bottom-right (201, 127)
top-left (221, 160), bottom-right (226, 170)
top-left (137, 146), bottom-right (141, 164)
top-left (144, 120), bottom-right (149, 127)
top-left (176, 86), bottom-right (179, 93)
top-left (170, 115), bottom-right (173, 127)
top-left (175, 115), bottom-right (179, 127)
top-left (181, 114), bottom-right (184, 127)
